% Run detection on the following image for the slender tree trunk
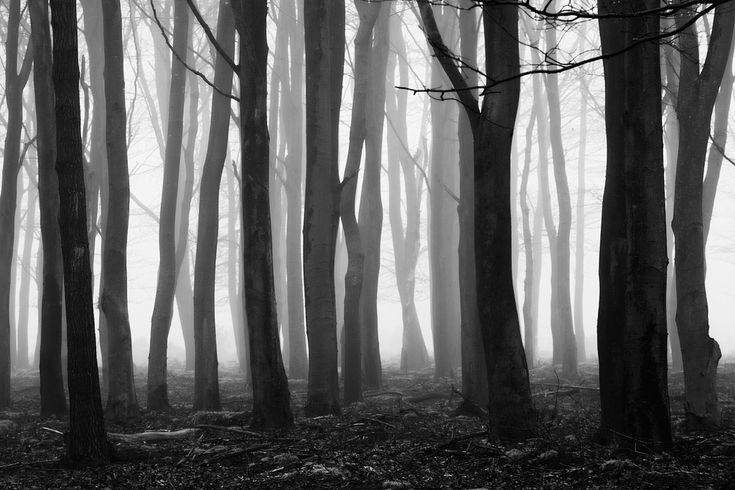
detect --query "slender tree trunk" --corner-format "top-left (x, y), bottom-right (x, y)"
top-left (227, 165), bottom-right (249, 378)
top-left (521, 105), bottom-right (536, 368)
top-left (597, 0), bottom-right (672, 446)
top-left (100, 0), bottom-right (139, 423)
top-left (50, 0), bottom-right (110, 464)
top-left (147, 1), bottom-right (189, 411)
top-left (282, 0), bottom-right (308, 380)
top-left (672, 3), bottom-right (734, 430)
top-left (303, 0), bottom-right (344, 416)
top-left (16, 186), bottom-right (37, 370)
top-left (358, 4), bottom-right (389, 390)
top-left (0, 0), bottom-right (32, 409)
top-left (234, 0), bottom-right (294, 429)
top-left (192, 0), bottom-right (235, 411)
top-left (31, 0), bottom-right (67, 417)
top-left (574, 38), bottom-right (588, 362)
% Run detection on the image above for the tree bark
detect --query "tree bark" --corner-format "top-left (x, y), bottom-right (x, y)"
top-left (50, 0), bottom-right (110, 464)
top-left (16, 184), bottom-right (37, 369)
top-left (192, 0), bottom-right (235, 412)
top-left (303, 0), bottom-right (344, 416)
top-left (672, 2), bottom-right (734, 430)
top-left (100, 0), bottom-right (140, 423)
top-left (31, 0), bottom-right (67, 418)
top-left (233, 0), bottom-right (294, 429)
top-left (148, 1), bottom-right (189, 411)
top-left (597, 0), bottom-right (672, 446)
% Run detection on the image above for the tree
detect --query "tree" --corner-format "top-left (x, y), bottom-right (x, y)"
top-left (100, 0), bottom-right (140, 422)
top-left (233, 0), bottom-right (294, 429)
top-left (303, 0), bottom-right (345, 416)
top-left (30, 0), bottom-right (67, 418)
top-left (0, 0), bottom-right (32, 409)
top-left (417, 0), bottom-right (535, 441)
top-left (148, 0), bottom-right (189, 411)
top-left (50, 0), bottom-right (110, 464)
top-left (192, 0), bottom-right (236, 412)
top-left (672, 1), bottom-right (734, 430)
top-left (597, 0), bottom-right (671, 446)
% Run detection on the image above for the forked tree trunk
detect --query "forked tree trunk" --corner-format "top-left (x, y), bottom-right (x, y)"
top-left (192, 0), bottom-right (235, 411)
top-left (597, 0), bottom-right (671, 446)
top-left (234, 0), bottom-right (293, 429)
top-left (50, 0), bottom-right (110, 464)
top-left (672, 3), bottom-right (734, 430)
top-left (148, 1), bottom-right (189, 411)
top-left (303, 0), bottom-right (344, 416)
top-left (30, 0), bottom-right (67, 417)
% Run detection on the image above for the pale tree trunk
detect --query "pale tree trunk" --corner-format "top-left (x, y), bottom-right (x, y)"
top-left (520, 103), bottom-right (536, 367)
top-left (672, 3), bottom-right (734, 430)
top-left (50, 0), bottom-right (110, 464)
top-left (597, 0), bottom-right (671, 445)
top-left (457, 0), bottom-right (487, 409)
top-left (30, 0), bottom-right (67, 417)
top-left (282, 0), bottom-right (308, 380)
top-left (147, 1), bottom-right (189, 411)
top-left (340, 0), bottom-right (381, 404)
top-left (357, 4), bottom-right (389, 390)
top-left (428, 6), bottom-right (461, 380)
top-left (227, 165), bottom-right (249, 378)
top-left (192, 0), bottom-right (235, 411)
top-left (386, 8), bottom-right (429, 373)
top-left (303, 0), bottom-right (344, 416)
top-left (419, 0), bottom-right (535, 441)
top-left (0, 0), bottom-right (32, 408)
top-left (233, 0), bottom-right (293, 429)
top-left (17, 181), bottom-right (37, 370)
top-left (100, 0), bottom-right (139, 423)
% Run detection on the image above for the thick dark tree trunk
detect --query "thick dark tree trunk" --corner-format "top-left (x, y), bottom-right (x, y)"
top-left (192, 0), bottom-right (235, 412)
top-left (597, 0), bottom-right (671, 446)
top-left (31, 0), bottom-right (67, 418)
top-left (100, 0), bottom-right (139, 423)
top-left (672, 3), bottom-right (734, 430)
top-left (50, 0), bottom-right (110, 464)
top-left (303, 0), bottom-right (344, 416)
top-left (147, 1), bottom-right (189, 411)
top-left (0, 0), bottom-right (32, 409)
top-left (234, 0), bottom-right (294, 429)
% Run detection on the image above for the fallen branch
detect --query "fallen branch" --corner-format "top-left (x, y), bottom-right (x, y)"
top-left (532, 383), bottom-right (599, 392)
top-left (108, 428), bottom-right (201, 443)
top-left (192, 424), bottom-right (262, 437)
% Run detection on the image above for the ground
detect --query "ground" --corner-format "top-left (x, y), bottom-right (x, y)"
top-left (1, 361), bottom-right (734, 489)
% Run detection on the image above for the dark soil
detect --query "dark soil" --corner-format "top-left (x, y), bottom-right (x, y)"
top-left (1, 362), bottom-right (734, 489)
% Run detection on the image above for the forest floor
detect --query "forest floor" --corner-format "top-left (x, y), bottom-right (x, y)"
top-left (1, 361), bottom-right (735, 489)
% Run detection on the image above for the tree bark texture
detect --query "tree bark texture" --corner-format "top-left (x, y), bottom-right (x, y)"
top-left (192, 0), bottom-right (235, 412)
top-left (31, 0), bottom-right (67, 418)
top-left (100, 0), bottom-right (139, 423)
top-left (148, 1), bottom-right (189, 411)
top-left (303, 0), bottom-right (345, 416)
top-left (672, 3), bottom-right (734, 430)
top-left (235, 0), bottom-right (294, 429)
top-left (597, 0), bottom-right (672, 446)
top-left (50, 0), bottom-right (110, 464)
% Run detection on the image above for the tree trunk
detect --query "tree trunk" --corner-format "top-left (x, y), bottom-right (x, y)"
top-left (520, 103), bottom-right (536, 368)
top-left (100, 0), bottom-right (139, 423)
top-left (31, 0), bottom-right (67, 417)
top-left (227, 165), bottom-right (249, 378)
top-left (193, 0), bottom-right (235, 411)
top-left (282, 0), bottom-right (308, 380)
top-left (234, 0), bottom-right (294, 429)
top-left (0, 0), bottom-right (32, 409)
top-left (672, 3), bottom-right (734, 430)
top-left (597, 0), bottom-right (672, 446)
top-left (50, 0), bottom-right (110, 464)
top-left (574, 33), bottom-right (588, 362)
top-left (16, 185), bottom-right (37, 370)
top-left (303, 0), bottom-right (344, 416)
top-left (386, 9), bottom-right (430, 373)
top-left (147, 1), bottom-right (189, 411)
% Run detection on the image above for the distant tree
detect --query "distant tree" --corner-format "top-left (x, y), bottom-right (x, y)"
top-left (100, 0), bottom-right (140, 422)
top-left (30, 0), bottom-right (67, 418)
top-left (302, 0), bottom-right (345, 416)
top-left (148, 0), bottom-right (189, 411)
top-left (0, 0), bottom-right (32, 409)
top-left (50, 0), bottom-right (110, 464)
top-left (232, 0), bottom-right (294, 429)
top-left (672, 1), bottom-right (734, 430)
top-left (597, 0), bottom-right (671, 445)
